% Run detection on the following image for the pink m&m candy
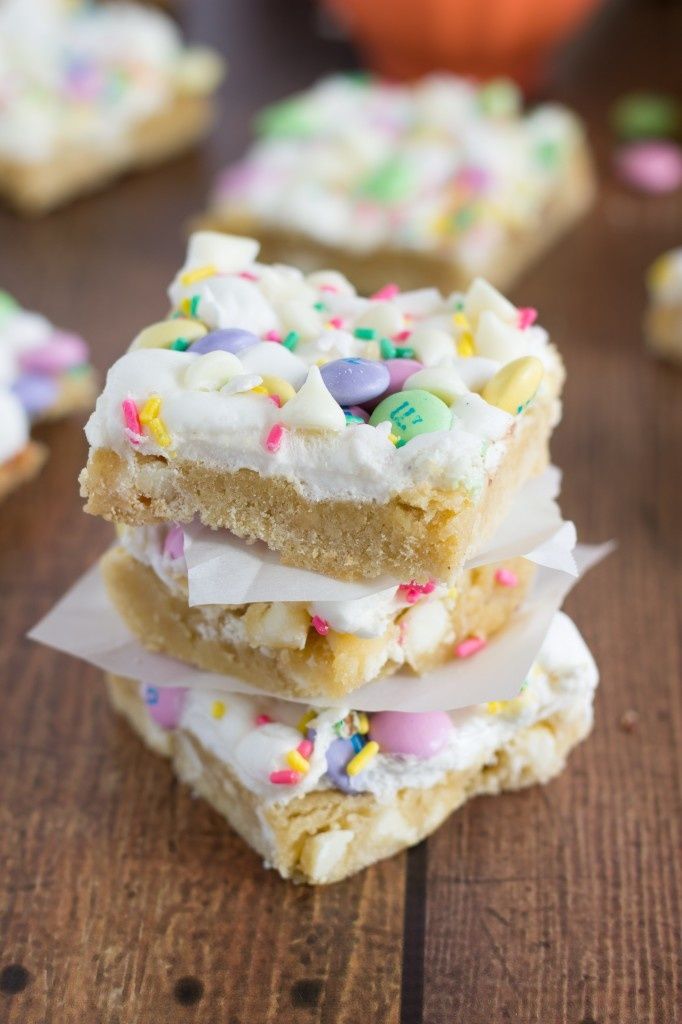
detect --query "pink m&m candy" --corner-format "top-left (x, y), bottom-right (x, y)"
top-left (143, 685), bottom-right (188, 730)
top-left (365, 358), bottom-right (423, 412)
top-left (19, 331), bottom-right (89, 374)
top-left (369, 710), bottom-right (453, 758)
top-left (615, 141), bottom-right (682, 195)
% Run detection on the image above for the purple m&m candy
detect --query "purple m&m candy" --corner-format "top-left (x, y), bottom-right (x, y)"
top-left (189, 328), bottom-right (260, 356)
top-left (325, 738), bottom-right (358, 793)
top-left (12, 373), bottom-right (58, 418)
top-left (369, 711), bottom-right (453, 758)
top-left (19, 331), bottom-right (89, 374)
top-left (365, 358), bottom-right (423, 411)
top-left (320, 357), bottom-right (390, 407)
top-left (143, 685), bottom-right (188, 730)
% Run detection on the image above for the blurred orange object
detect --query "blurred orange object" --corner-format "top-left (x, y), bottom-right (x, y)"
top-left (323, 0), bottom-right (602, 90)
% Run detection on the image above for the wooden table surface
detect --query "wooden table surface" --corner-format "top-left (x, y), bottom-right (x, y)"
top-left (1, 1), bottom-right (680, 1021)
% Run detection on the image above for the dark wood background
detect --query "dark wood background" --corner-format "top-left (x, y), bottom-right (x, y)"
top-left (1, 1), bottom-right (680, 1021)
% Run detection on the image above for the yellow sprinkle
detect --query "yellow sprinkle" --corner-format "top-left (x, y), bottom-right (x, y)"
top-left (139, 395), bottom-right (161, 424)
top-left (453, 312), bottom-right (470, 330)
top-left (180, 263), bottom-right (218, 286)
top-left (356, 712), bottom-right (370, 735)
top-left (486, 701), bottom-right (506, 715)
top-left (457, 332), bottom-right (476, 358)
top-left (346, 740), bottom-right (379, 777)
top-left (250, 385), bottom-right (268, 395)
top-left (388, 433), bottom-right (399, 446)
top-left (148, 416), bottom-right (171, 448)
top-left (297, 709), bottom-right (317, 735)
top-left (286, 749), bottom-right (310, 774)
top-left (180, 297), bottom-right (191, 317)
top-left (211, 700), bottom-right (227, 719)
top-left (447, 586), bottom-right (459, 600)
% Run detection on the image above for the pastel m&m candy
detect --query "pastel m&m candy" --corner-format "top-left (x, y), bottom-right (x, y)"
top-left (615, 141), bottom-right (682, 195)
top-left (143, 686), bottom-right (188, 730)
top-left (19, 332), bottom-right (89, 374)
top-left (364, 358), bottom-right (423, 412)
top-left (129, 318), bottom-right (207, 352)
top-left (12, 374), bottom-right (58, 417)
top-left (189, 327), bottom-right (260, 356)
top-left (369, 711), bottom-right (453, 758)
top-left (481, 356), bottom-right (544, 415)
top-left (369, 388), bottom-right (452, 445)
top-left (320, 357), bottom-right (390, 407)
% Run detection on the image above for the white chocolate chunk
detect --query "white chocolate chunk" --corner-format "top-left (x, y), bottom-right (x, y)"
top-left (280, 299), bottom-right (324, 341)
top-left (475, 311), bottom-right (526, 363)
top-left (184, 351), bottom-right (244, 391)
top-left (280, 365), bottom-right (346, 432)
top-left (408, 325), bottom-right (454, 366)
top-left (404, 366), bottom-right (469, 404)
top-left (243, 602), bottom-right (310, 650)
top-left (240, 342), bottom-right (307, 388)
top-left (464, 277), bottom-right (517, 327)
top-left (355, 302), bottom-right (404, 338)
top-left (300, 831), bottom-right (354, 883)
top-left (453, 356), bottom-right (500, 391)
top-left (306, 270), bottom-right (355, 295)
top-left (185, 231), bottom-right (260, 273)
top-left (221, 373), bottom-right (263, 396)
top-left (174, 47), bottom-right (224, 95)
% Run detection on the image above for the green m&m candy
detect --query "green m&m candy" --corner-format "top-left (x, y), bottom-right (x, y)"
top-left (369, 388), bottom-right (452, 446)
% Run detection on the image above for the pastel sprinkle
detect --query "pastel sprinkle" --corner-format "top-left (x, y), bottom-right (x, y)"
top-left (297, 709), bottom-right (317, 734)
top-left (121, 398), bottom-right (141, 443)
top-left (517, 307), bottom-right (538, 330)
top-left (148, 416), bottom-right (171, 448)
top-left (269, 394), bottom-right (282, 407)
top-left (455, 635), bottom-right (487, 658)
top-left (239, 271), bottom-right (259, 281)
top-left (265, 423), bottom-right (285, 453)
top-left (162, 524), bottom-right (184, 561)
top-left (327, 316), bottom-right (344, 329)
top-left (350, 733), bottom-right (365, 753)
top-left (139, 395), bottom-right (161, 424)
top-left (269, 770), bottom-right (301, 785)
top-left (282, 331), bottom-right (299, 351)
top-left (189, 295), bottom-right (201, 317)
top-left (371, 283), bottom-right (400, 301)
top-left (286, 749), bottom-right (310, 774)
top-left (169, 338), bottom-right (190, 351)
top-left (356, 712), bottom-right (370, 735)
top-left (456, 333), bottom-right (476, 357)
top-left (211, 700), bottom-right (227, 719)
top-left (251, 385), bottom-right (268, 395)
top-left (255, 714), bottom-right (272, 726)
top-left (354, 327), bottom-right (376, 340)
top-left (393, 330), bottom-right (412, 342)
top-left (495, 568), bottom-right (519, 587)
top-left (180, 263), bottom-right (217, 286)
top-left (311, 615), bottom-right (330, 636)
top-left (346, 740), bottom-right (380, 776)
top-left (297, 738), bottom-right (314, 758)
top-left (265, 330), bottom-right (282, 342)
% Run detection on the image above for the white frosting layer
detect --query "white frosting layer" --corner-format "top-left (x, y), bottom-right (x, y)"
top-left (85, 235), bottom-right (561, 506)
top-left (0, 0), bottom-right (217, 162)
top-left (173, 612), bottom-right (597, 805)
top-left (0, 388), bottom-right (29, 464)
top-left (213, 75), bottom-right (586, 271)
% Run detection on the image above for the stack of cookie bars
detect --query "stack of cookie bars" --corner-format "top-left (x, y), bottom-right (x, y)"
top-left (76, 226), bottom-right (599, 884)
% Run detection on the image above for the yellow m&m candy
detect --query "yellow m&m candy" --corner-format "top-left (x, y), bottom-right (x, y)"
top-left (481, 356), bottom-right (544, 415)
top-left (128, 318), bottom-right (207, 352)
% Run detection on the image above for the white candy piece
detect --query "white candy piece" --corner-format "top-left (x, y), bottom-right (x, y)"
top-left (257, 265), bottom-right (315, 305)
top-left (464, 277), bottom-right (517, 328)
top-left (306, 269), bottom-right (355, 296)
top-left (404, 366), bottom-right (469, 404)
top-left (280, 299), bottom-right (324, 341)
top-left (451, 392), bottom-right (512, 440)
top-left (221, 373), bottom-right (263, 396)
top-left (203, 276), bottom-right (278, 336)
top-left (453, 356), bottom-right (500, 392)
top-left (354, 302), bottom-right (404, 338)
top-left (475, 311), bottom-right (526, 363)
top-left (241, 342), bottom-right (307, 388)
top-left (185, 231), bottom-right (260, 274)
top-left (408, 325), bottom-right (455, 366)
top-left (184, 351), bottom-right (244, 391)
top-left (280, 365), bottom-right (346, 432)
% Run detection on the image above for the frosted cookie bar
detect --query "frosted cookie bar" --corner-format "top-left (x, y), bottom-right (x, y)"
top-left (1, 291), bottom-right (96, 421)
top-left (645, 247), bottom-right (682, 364)
top-left (203, 74), bottom-right (594, 294)
top-left (0, 0), bottom-right (224, 214)
top-left (106, 612), bottom-right (598, 884)
top-left (101, 537), bottom-right (534, 700)
top-left (0, 389), bottom-right (47, 502)
top-left (80, 232), bottom-right (565, 583)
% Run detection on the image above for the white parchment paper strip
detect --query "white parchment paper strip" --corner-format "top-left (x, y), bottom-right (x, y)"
top-left (29, 543), bottom-right (611, 712)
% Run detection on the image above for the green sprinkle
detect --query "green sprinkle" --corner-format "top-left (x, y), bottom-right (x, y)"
top-left (282, 331), bottom-right (299, 351)
top-left (189, 294), bottom-right (200, 317)
top-left (380, 338), bottom-right (396, 359)
top-left (358, 157), bottom-right (414, 204)
top-left (170, 338), bottom-right (190, 351)
top-left (256, 98), bottom-right (315, 138)
top-left (478, 79), bottom-right (521, 119)
top-left (454, 206), bottom-right (476, 231)
top-left (535, 140), bottom-right (560, 168)
top-left (354, 327), bottom-right (376, 340)
top-left (344, 412), bottom-right (365, 425)
top-left (395, 346), bottom-right (415, 359)
top-left (313, 301), bottom-right (327, 312)
top-left (454, 300), bottom-right (465, 312)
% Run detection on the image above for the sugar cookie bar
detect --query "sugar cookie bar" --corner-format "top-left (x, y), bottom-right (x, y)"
top-left (101, 539), bottom-right (534, 700)
top-left (1, 291), bottom-right (96, 422)
top-left (80, 232), bottom-right (564, 583)
top-left (0, 390), bottom-right (47, 502)
top-left (202, 74), bottom-right (594, 295)
top-left (106, 612), bottom-right (598, 884)
top-left (0, 0), bottom-right (224, 214)
top-left (645, 247), bottom-right (682, 364)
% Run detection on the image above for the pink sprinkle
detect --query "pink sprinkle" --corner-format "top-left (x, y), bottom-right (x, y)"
top-left (162, 524), bottom-right (184, 561)
top-left (264, 330), bottom-right (282, 342)
top-left (495, 568), bottom-right (519, 588)
top-left (455, 636), bottom-right (487, 659)
top-left (371, 282), bottom-right (400, 301)
top-left (311, 615), bottom-right (330, 636)
top-left (393, 329), bottom-right (412, 342)
top-left (398, 579), bottom-right (436, 603)
top-left (268, 394), bottom-right (282, 408)
top-left (328, 316), bottom-right (344, 329)
top-left (297, 739), bottom-right (314, 759)
top-left (239, 271), bottom-right (259, 281)
top-left (256, 714), bottom-right (272, 726)
top-left (320, 284), bottom-right (339, 293)
top-left (265, 423), bottom-right (285, 453)
top-left (269, 770), bottom-right (301, 785)
top-left (397, 620), bottom-right (407, 646)
top-left (122, 398), bottom-right (141, 443)
top-left (517, 307), bottom-right (538, 330)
